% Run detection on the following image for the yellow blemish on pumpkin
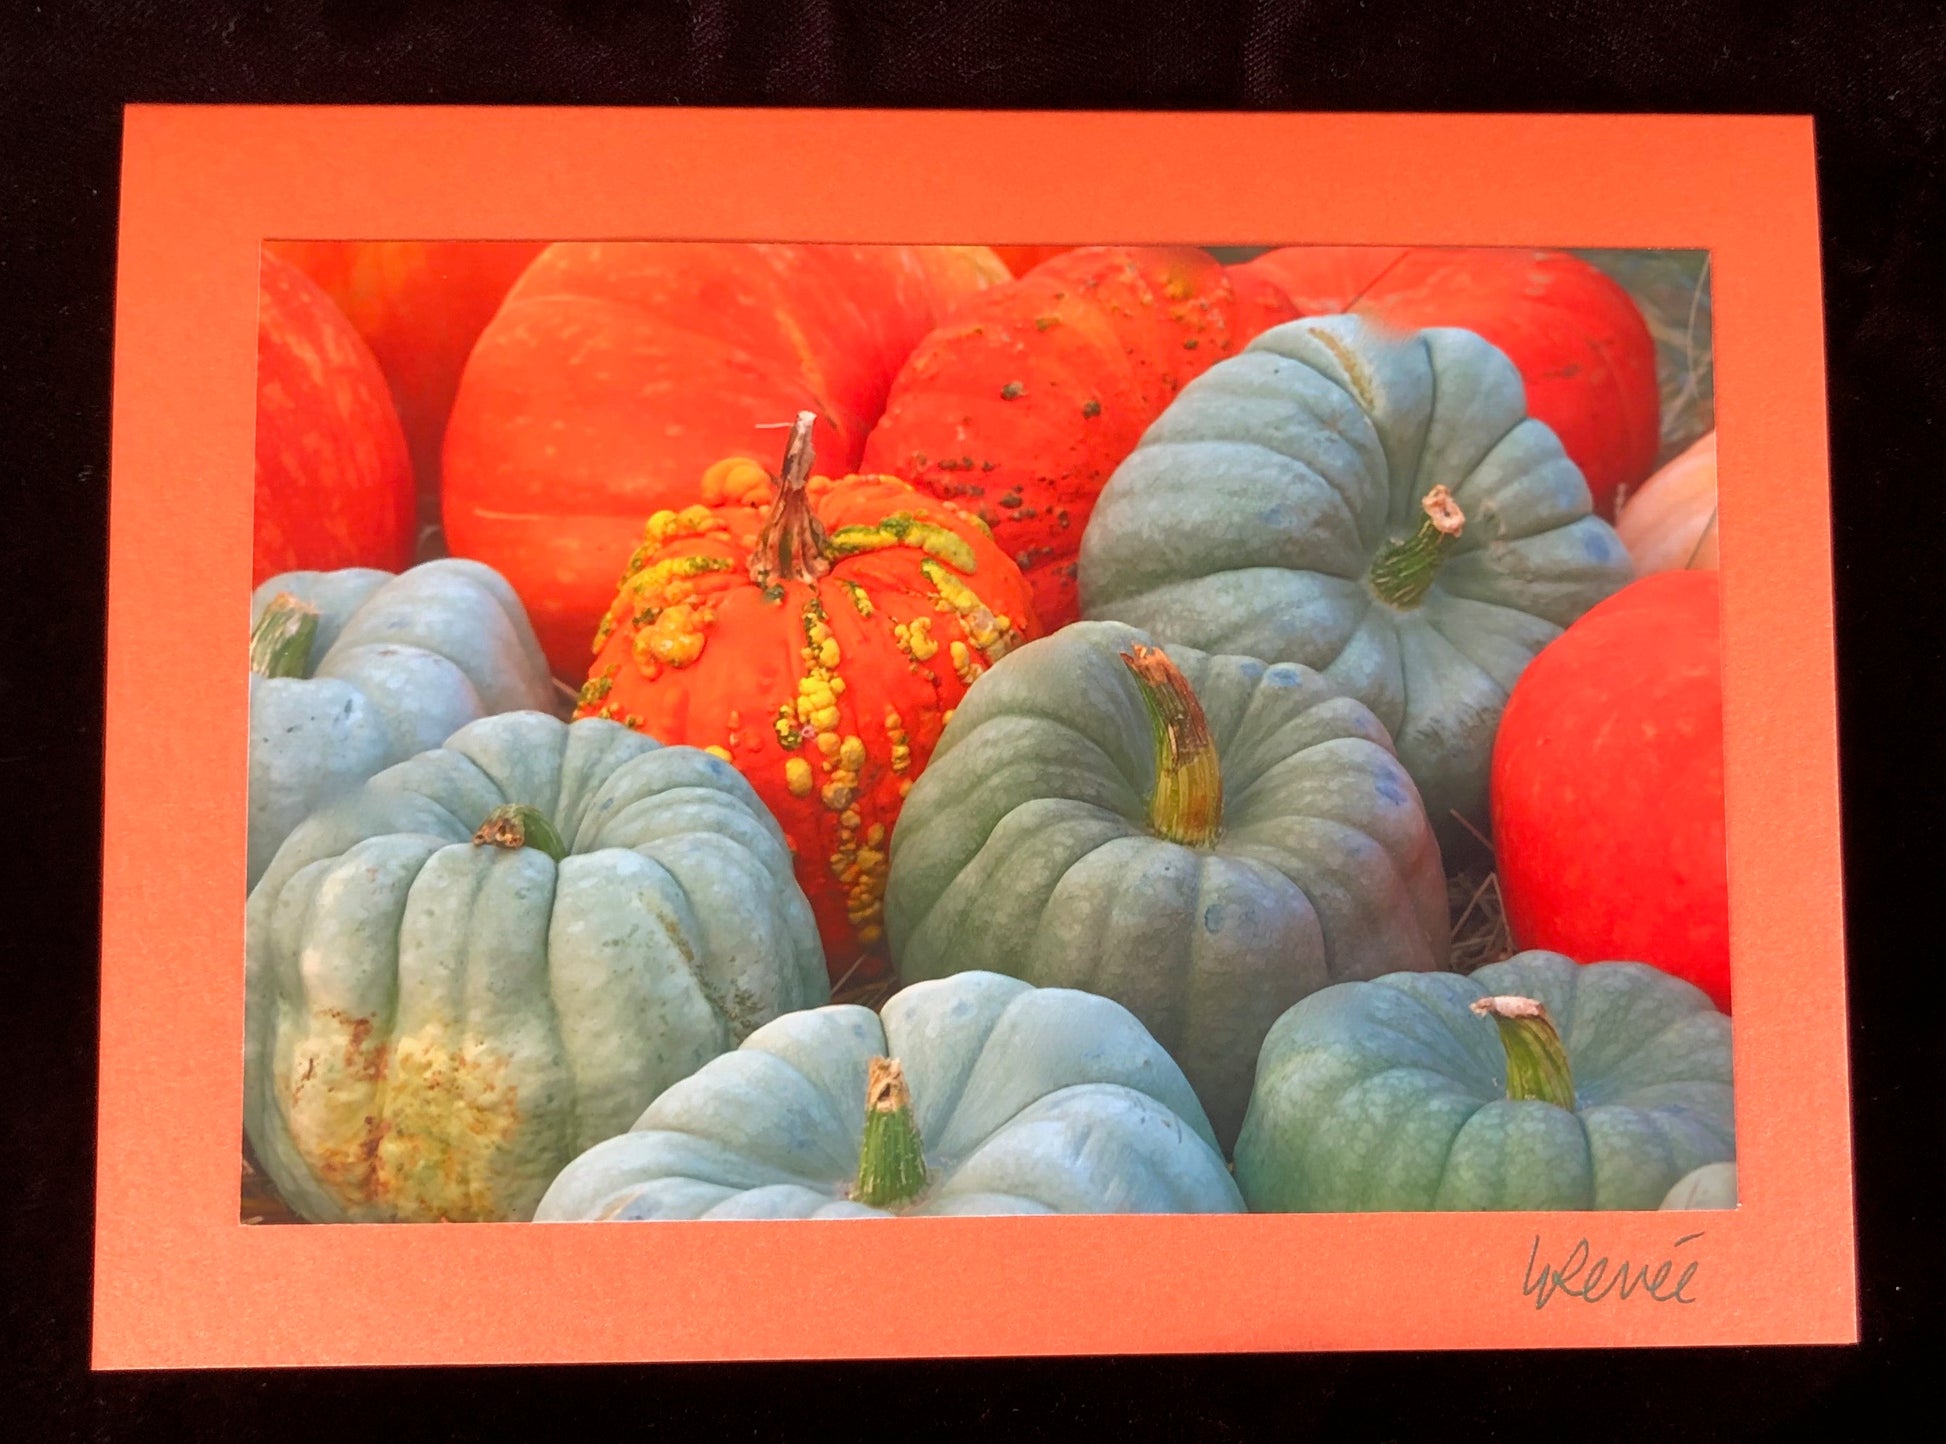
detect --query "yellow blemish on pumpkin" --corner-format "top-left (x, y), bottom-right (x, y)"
top-left (867, 822), bottom-right (887, 846)
top-left (705, 745), bottom-right (733, 763)
top-left (894, 616), bottom-right (938, 663)
top-left (591, 610), bottom-right (617, 655)
top-left (838, 734), bottom-right (867, 772)
top-left (840, 579), bottom-right (875, 617)
top-left (816, 731), bottom-right (842, 759)
top-left (826, 513), bottom-right (979, 573)
top-left (784, 757), bottom-right (815, 797)
top-left (822, 779), bottom-right (857, 812)
top-left (897, 778), bottom-right (913, 798)
top-left (773, 704), bottom-right (804, 750)
top-left (949, 639), bottom-right (983, 685)
top-left (575, 670), bottom-right (615, 712)
top-left (700, 455), bottom-right (774, 507)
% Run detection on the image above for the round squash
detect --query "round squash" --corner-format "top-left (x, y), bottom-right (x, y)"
top-left (442, 242), bottom-right (1008, 676)
top-left (265, 240), bottom-right (545, 528)
top-left (1234, 952), bottom-right (1735, 1211)
top-left (884, 619), bottom-right (1449, 1151)
top-left (245, 710), bottom-right (827, 1223)
top-left (254, 250), bottom-right (415, 583)
top-left (1490, 570), bottom-right (1729, 1010)
top-left (534, 970), bottom-right (1243, 1219)
top-left (1241, 246), bottom-right (1661, 518)
top-left (860, 246), bottom-right (1299, 630)
top-left (1660, 1160), bottom-right (1738, 1210)
top-left (574, 413), bottom-right (1038, 975)
top-left (1077, 313), bottom-right (1635, 840)
top-left (247, 559), bottom-right (559, 890)
top-left (1616, 430), bottom-right (1718, 574)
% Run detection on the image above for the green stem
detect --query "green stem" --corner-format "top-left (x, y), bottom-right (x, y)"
top-left (471, 803), bottom-right (569, 863)
top-left (249, 593), bottom-right (319, 678)
top-left (853, 1056), bottom-right (929, 1209)
top-left (1470, 994), bottom-right (1576, 1109)
top-left (1119, 644), bottom-right (1222, 848)
top-left (747, 410), bottom-right (833, 591)
top-left (1367, 485), bottom-right (1466, 609)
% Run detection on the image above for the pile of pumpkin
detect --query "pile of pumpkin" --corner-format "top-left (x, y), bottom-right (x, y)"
top-left (243, 240), bottom-right (1735, 1224)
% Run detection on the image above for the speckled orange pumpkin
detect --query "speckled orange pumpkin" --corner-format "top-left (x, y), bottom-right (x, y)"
top-left (575, 413), bottom-right (1040, 979)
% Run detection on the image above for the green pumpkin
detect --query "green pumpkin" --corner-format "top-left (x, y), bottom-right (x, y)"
top-left (248, 559), bottom-right (559, 889)
top-left (245, 710), bottom-right (826, 1223)
top-left (884, 619), bottom-right (1449, 1152)
top-left (1234, 952), bottom-right (1734, 1211)
top-left (1077, 315), bottom-right (1634, 836)
top-left (535, 970), bottom-right (1243, 1219)
top-left (1660, 1161), bottom-right (1738, 1210)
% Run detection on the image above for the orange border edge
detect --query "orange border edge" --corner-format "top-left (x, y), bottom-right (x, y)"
top-left (96, 106), bottom-right (1856, 1368)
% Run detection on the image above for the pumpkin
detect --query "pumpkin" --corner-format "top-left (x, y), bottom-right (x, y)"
top-left (884, 619), bottom-right (1448, 1151)
top-left (1616, 430), bottom-right (1719, 574)
top-left (574, 413), bottom-right (1037, 977)
top-left (1241, 246), bottom-right (1661, 518)
top-left (254, 250), bottom-right (415, 583)
top-left (247, 558), bottom-right (559, 890)
top-left (265, 240), bottom-right (544, 530)
top-left (1490, 570), bottom-right (1729, 1010)
top-left (1233, 952), bottom-right (1735, 1211)
top-left (859, 246), bottom-right (1300, 629)
top-left (534, 970), bottom-right (1243, 1219)
top-left (442, 241), bottom-right (1008, 676)
top-left (1660, 1160), bottom-right (1737, 1209)
top-left (1078, 313), bottom-right (1635, 842)
top-left (245, 710), bottom-right (827, 1223)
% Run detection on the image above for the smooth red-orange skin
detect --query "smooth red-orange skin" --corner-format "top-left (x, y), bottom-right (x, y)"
top-left (859, 246), bottom-right (1300, 629)
top-left (442, 242), bottom-right (1008, 677)
top-left (989, 244), bottom-right (1076, 277)
top-left (1490, 571), bottom-right (1730, 1011)
top-left (1243, 246), bottom-right (1661, 519)
top-left (253, 251), bottom-right (414, 584)
top-left (265, 241), bottom-right (544, 518)
top-left (575, 465), bottom-right (1039, 979)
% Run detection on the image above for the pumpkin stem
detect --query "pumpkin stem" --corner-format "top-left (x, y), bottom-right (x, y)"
top-left (748, 410), bottom-right (833, 592)
top-left (471, 803), bottom-right (569, 863)
top-left (1367, 486), bottom-right (1466, 609)
top-left (1469, 994), bottom-right (1576, 1109)
top-left (249, 592), bottom-right (319, 678)
top-left (1120, 644), bottom-right (1223, 848)
top-left (852, 1056), bottom-right (929, 1209)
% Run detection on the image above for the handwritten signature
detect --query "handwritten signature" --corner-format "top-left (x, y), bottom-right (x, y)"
top-left (1521, 1233), bottom-right (1703, 1310)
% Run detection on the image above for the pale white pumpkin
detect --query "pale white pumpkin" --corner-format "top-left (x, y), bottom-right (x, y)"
top-left (1616, 430), bottom-right (1718, 575)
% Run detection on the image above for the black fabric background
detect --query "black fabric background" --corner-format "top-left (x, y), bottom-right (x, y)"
top-left (3, 2), bottom-right (1941, 1437)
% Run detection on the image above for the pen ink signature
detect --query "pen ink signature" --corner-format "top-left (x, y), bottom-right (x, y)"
top-left (1521, 1233), bottom-right (1703, 1310)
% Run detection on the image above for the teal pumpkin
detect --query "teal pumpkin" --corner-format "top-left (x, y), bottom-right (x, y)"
top-left (884, 619), bottom-right (1449, 1151)
top-left (1660, 1161), bottom-right (1738, 1210)
top-left (1077, 315), bottom-right (1634, 836)
top-left (534, 970), bottom-right (1243, 1219)
top-left (245, 710), bottom-right (826, 1223)
top-left (1234, 952), bottom-right (1734, 1211)
top-left (248, 559), bottom-right (558, 888)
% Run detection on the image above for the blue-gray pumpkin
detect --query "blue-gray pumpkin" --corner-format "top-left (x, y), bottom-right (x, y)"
top-left (1234, 952), bottom-right (1735, 1212)
top-left (244, 710), bottom-right (827, 1223)
top-left (1077, 314), bottom-right (1634, 835)
top-left (883, 619), bottom-right (1449, 1152)
top-left (534, 970), bottom-right (1244, 1219)
top-left (247, 559), bottom-right (559, 889)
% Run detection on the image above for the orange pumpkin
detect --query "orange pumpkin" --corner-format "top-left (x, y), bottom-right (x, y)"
top-left (265, 240), bottom-right (544, 525)
top-left (443, 242), bottom-right (1008, 678)
top-left (253, 251), bottom-right (414, 583)
top-left (859, 246), bottom-right (1298, 629)
top-left (1616, 430), bottom-right (1719, 574)
top-left (576, 413), bottom-right (1039, 978)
